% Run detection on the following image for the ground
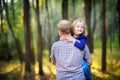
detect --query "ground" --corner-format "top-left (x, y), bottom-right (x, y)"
top-left (0, 48), bottom-right (120, 80)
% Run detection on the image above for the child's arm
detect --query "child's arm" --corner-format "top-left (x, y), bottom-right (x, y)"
top-left (74, 38), bottom-right (86, 50)
top-left (60, 36), bottom-right (87, 50)
top-left (66, 36), bottom-right (87, 50)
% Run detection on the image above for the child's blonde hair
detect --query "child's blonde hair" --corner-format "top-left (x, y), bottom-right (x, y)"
top-left (71, 19), bottom-right (87, 35)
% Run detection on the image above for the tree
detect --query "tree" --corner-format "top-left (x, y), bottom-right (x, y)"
top-left (115, 0), bottom-right (120, 48)
top-left (101, 0), bottom-right (107, 73)
top-left (35, 0), bottom-right (44, 75)
top-left (2, 0), bottom-right (23, 63)
top-left (91, 0), bottom-right (96, 34)
top-left (62, 0), bottom-right (68, 19)
top-left (23, 0), bottom-right (31, 72)
top-left (0, 4), bottom-right (10, 61)
top-left (71, 0), bottom-right (76, 20)
top-left (10, 0), bottom-right (15, 21)
top-left (91, 0), bottom-right (97, 53)
top-left (45, 0), bottom-right (52, 61)
top-left (84, 0), bottom-right (93, 53)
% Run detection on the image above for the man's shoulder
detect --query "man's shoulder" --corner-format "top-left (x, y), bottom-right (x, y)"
top-left (52, 41), bottom-right (62, 46)
top-left (84, 45), bottom-right (88, 49)
top-left (52, 40), bottom-right (72, 46)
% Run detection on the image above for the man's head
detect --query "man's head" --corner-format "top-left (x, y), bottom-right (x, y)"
top-left (58, 20), bottom-right (71, 36)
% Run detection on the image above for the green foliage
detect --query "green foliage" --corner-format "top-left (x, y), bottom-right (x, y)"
top-left (94, 39), bottom-right (102, 48)
top-left (0, 0), bottom-right (119, 79)
top-left (1, 0), bottom-right (119, 60)
top-left (94, 35), bottom-right (119, 48)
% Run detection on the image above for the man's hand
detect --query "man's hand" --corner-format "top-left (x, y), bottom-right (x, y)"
top-left (87, 58), bottom-right (92, 65)
top-left (51, 59), bottom-right (56, 65)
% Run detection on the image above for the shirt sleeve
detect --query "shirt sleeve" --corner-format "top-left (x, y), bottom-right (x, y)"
top-left (83, 45), bottom-right (91, 60)
top-left (50, 43), bottom-right (55, 60)
top-left (74, 39), bottom-right (86, 50)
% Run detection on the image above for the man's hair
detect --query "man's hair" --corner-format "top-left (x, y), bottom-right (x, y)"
top-left (58, 20), bottom-right (71, 34)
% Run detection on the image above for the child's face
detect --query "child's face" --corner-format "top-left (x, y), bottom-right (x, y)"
top-left (73, 21), bottom-right (84, 36)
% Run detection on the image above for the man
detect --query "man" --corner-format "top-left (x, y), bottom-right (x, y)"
top-left (50, 20), bottom-right (92, 80)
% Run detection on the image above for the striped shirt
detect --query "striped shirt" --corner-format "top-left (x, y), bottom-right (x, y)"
top-left (50, 40), bottom-right (91, 80)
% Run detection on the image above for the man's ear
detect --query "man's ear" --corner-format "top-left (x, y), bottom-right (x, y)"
top-left (59, 30), bottom-right (62, 36)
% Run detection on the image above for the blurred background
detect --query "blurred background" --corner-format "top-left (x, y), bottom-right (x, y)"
top-left (0, 0), bottom-right (120, 80)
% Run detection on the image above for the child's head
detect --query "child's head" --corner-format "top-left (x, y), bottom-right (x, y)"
top-left (58, 20), bottom-right (71, 36)
top-left (71, 19), bottom-right (86, 36)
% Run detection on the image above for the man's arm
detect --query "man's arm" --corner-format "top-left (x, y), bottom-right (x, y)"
top-left (84, 45), bottom-right (92, 65)
top-left (50, 43), bottom-right (56, 65)
top-left (86, 57), bottom-right (92, 65)
top-left (51, 59), bottom-right (56, 65)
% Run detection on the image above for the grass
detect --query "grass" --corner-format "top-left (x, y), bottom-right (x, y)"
top-left (91, 48), bottom-right (120, 80)
top-left (0, 48), bottom-right (120, 80)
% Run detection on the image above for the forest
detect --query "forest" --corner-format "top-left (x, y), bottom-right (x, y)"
top-left (0, 0), bottom-right (120, 80)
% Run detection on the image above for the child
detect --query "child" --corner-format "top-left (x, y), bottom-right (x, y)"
top-left (61, 19), bottom-right (92, 80)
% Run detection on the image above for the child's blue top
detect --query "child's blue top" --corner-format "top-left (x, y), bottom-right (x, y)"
top-left (74, 34), bottom-right (87, 50)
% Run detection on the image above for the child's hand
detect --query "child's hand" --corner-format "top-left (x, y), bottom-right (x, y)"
top-left (60, 36), bottom-right (76, 43)
top-left (60, 36), bottom-right (67, 41)
top-left (66, 36), bottom-right (75, 43)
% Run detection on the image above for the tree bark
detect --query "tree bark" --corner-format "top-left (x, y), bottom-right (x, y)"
top-left (62, 0), bottom-right (68, 19)
top-left (101, 0), bottom-right (107, 73)
top-left (10, 0), bottom-right (15, 21)
top-left (23, 0), bottom-right (31, 72)
top-left (45, 0), bottom-right (52, 61)
top-left (84, 0), bottom-right (93, 53)
top-left (0, 6), bottom-right (9, 61)
top-left (92, 0), bottom-right (96, 35)
top-left (71, 0), bottom-right (76, 20)
top-left (35, 0), bottom-right (44, 75)
top-left (115, 0), bottom-right (120, 48)
top-left (91, 0), bottom-right (96, 53)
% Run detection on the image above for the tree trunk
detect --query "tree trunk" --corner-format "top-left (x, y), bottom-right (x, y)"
top-left (62, 0), bottom-right (68, 19)
top-left (92, 0), bottom-right (96, 35)
top-left (23, 0), bottom-right (31, 72)
top-left (0, 8), bottom-right (10, 61)
top-left (115, 0), bottom-right (120, 48)
top-left (30, 43), bottom-right (35, 64)
top-left (91, 0), bottom-right (96, 53)
top-left (35, 0), bottom-right (44, 75)
top-left (10, 0), bottom-right (15, 21)
top-left (101, 0), bottom-right (107, 73)
top-left (0, 1), bottom-right (5, 60)
top-left (109, 19), bottom-right (113, 52)
top-left (71, 0), bottom-right (76, 20)
top-left (84, 0), bottom-right (93, 53)
top-left (45, 0), bottom-right (52, 61)
top-left (2, 0), bottom-right (23, 63)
